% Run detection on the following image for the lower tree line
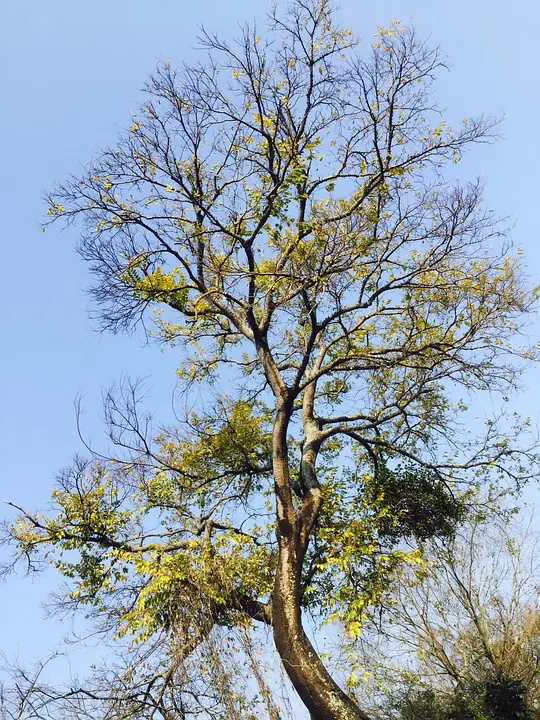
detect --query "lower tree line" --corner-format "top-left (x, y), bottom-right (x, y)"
top-left (2, 514), bottom-right (538, 720)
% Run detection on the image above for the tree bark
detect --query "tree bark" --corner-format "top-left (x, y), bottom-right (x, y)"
top-left (258, 346), bottom-right (369, 720)
top-left (271, 533), bottom-right (369, 720)
top-left (270, 407), bottom-right (369, 720)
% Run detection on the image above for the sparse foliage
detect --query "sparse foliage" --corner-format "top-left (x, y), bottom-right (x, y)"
top-left (4, 1), bottom-right (538, 718)
top-left (346, 517), bottom-right (540, 720)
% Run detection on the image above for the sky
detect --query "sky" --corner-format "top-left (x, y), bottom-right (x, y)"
top-left (0, 0), bottom-right (539, 704)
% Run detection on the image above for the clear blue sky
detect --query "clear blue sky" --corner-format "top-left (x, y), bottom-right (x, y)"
top-left (1, 0), bottom-right (538, 687)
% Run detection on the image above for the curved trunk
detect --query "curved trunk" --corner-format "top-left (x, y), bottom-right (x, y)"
top-left (269, 399), bottom-right (369, 720)
top-left (271, 535), bottom-right (370, 720)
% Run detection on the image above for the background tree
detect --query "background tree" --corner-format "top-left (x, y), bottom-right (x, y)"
top-left (0, 628), bottom-right (294, 720)
top-left (4, 1), bottom-right (537, 718)
top-left (347, 516), bottom-right (540, 720)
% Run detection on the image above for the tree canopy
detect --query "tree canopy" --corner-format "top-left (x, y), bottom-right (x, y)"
top-left (5, 1), bottom-right (538, 719)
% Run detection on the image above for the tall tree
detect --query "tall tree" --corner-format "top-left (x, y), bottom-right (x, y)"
top-left (5, 1), bottom-right (537, 718)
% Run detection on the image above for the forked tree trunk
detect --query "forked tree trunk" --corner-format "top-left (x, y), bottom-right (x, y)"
top-left (268, 398), bottom-right (369, 720)
top-left (271, 535), bottom-right (370, 720)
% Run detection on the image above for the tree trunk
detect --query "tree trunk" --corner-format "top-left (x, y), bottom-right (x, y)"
top-left (269, 401), bottom-right (369, 720)
top-left (271, 536), bottom-right (370, 720)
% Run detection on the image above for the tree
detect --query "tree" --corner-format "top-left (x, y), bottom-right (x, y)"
top-left (4, 1), bottom-right (537, 718)
top-left (0, 629), bottom-right (295, 720)
top-left (347, 517), bottom-right (540, 720)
